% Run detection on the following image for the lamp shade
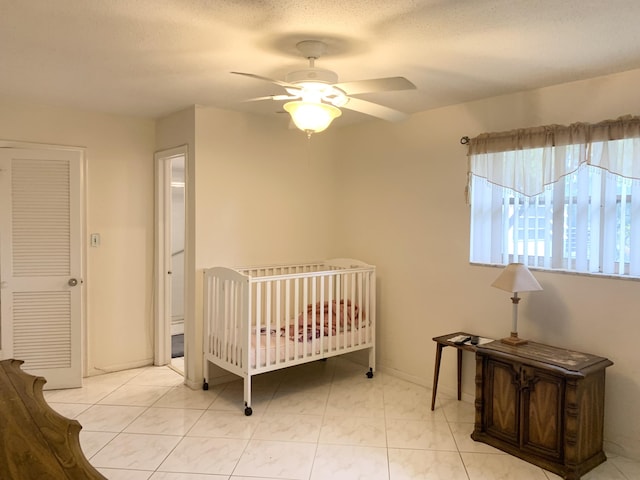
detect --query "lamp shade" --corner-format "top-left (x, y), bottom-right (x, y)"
top-left (491, 263), bottom-right (542, 293)
top-left (283, 100), bottom-right (341, 136)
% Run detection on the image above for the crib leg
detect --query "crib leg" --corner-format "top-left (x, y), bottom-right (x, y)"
top-left (244, 375), bottom-right (252, 416)
top-left (202, 358), bottom-right (209, 390)
top-left (367, 347), bottom-right (375, 379)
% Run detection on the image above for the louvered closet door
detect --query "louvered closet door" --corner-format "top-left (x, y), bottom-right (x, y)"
top-left (0, 147), bottom-right (83, 389)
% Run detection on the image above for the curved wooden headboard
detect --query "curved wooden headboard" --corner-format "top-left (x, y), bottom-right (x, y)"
top-left (0, 359), bottom-right (106, 479)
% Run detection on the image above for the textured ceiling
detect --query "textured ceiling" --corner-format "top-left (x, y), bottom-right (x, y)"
top-left (2, 0), bottom-right (640, 126)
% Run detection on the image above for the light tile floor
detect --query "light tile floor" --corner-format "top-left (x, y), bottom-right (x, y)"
top-left (43, 358), bottom-right (640, 480)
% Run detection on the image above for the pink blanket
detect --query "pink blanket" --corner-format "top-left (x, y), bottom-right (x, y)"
top-left (288, 300), bottom-right (361, 342)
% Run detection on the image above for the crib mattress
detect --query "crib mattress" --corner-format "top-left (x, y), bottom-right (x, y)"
top-left (249, 326), bottom-right (371, 369)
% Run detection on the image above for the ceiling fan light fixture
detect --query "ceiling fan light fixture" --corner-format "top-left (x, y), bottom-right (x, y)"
top-left (283, 100), bottom-right (341, 138)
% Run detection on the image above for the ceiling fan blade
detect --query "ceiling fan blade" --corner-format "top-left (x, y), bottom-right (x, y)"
top-left (230, 71), bottom-right (300, 90)
top-left (334, 77), bottom-right (416, 95)
top-left (244, 94), bottom-right (299, 102)
top-left (343, 97), bottom-right (409, 122)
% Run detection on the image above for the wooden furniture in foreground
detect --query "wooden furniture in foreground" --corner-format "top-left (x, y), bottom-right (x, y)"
top-left (431, 332), bottom-right (479, 410)
top-left (0, 359), bottom-right (106, 479)
top-left (472, 341), bottom-right (613, 480)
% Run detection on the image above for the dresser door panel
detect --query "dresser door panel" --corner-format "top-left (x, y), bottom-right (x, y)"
top-left (486, 358), bottom-right (519, 444)
top-left (522, 367), bottom-right (564, 460)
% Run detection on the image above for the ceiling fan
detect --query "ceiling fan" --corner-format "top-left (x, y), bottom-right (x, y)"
top-left (232, 40), bottom-right (416, 137)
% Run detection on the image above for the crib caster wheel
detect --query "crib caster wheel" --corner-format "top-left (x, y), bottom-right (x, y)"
top-left (366, 368), bottom-right (374, 379)
top-left (203, 381), bottom-right (209, 391)
top-left (244, 406), bottom-right (253, 416)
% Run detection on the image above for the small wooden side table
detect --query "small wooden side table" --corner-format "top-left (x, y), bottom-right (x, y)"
top-left (431, 332), bottom-right (481, 411)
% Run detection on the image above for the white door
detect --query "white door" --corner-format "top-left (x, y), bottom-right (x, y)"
top-left (154, 146), bottom-right (187, 367)
top-left (0, 147), bottom-right (84, 389)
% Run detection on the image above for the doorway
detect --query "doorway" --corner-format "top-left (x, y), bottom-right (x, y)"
top-left (154, 146), bottom-right (186, 374)
top-left (169, 156), bottom-right (185, 370)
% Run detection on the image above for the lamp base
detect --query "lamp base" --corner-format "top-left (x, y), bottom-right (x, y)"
top-left (501, 333), bottom-right (528, 346)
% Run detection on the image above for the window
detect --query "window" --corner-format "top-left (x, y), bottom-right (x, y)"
top-left (468, 116), bottom-right (640, 278)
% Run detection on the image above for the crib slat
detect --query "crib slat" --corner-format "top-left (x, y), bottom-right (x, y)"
top-left (310, 276), bottom-right (317, 356)
top-left (208, 276), bottom-right (214, 356)
top-left (350, 272), bottom-right (356, 348)
top-left (303, 277), bottom-right (309, 357)
top-left (229, 279), bottom-right (234, 362)
top-left (329, 275), bottom-right (335, 354)
top-left (255, 283), bottom-right (261, 368)
top-left (265, 282), bottom-right (271, 367)
top-left (236, 280), bottom-right (242, 367)
top-left (285, 279), bottom-right (291, 363)
top-left (231, 280), bottom-right (237, 365)
top-left (275, 280), bottom-right (281, 367)
top-left (213, 277), bottom-right (218, 358)
top-left (319, 275), bottom-right (325, 356)
top-left (223, 280), bottom-right (229, 362)
top-left (358, 273), bottom-right (363, 344)
top-left (337, 277), bottom-right (341, 352)
top-left (294, 277), bottom-right (300, 360)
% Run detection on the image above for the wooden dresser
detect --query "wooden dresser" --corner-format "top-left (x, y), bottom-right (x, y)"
top-left (471, 341), bottom-right (613, 480)
top-left (0, 359), bottom-right (106, 479)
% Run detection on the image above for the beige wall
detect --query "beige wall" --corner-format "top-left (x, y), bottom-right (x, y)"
top-left (3, 66), bottom-right (639, 461)
top-left (194, 107), bottom-right (340, 385)
top-left (193, 106), bottom-right (339, 267)
top-left (0, 99), bottom-right (156, 374)
top-left (334, 68), bottom-right (640, 460)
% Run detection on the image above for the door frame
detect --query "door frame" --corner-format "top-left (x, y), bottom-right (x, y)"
top-left (154, 145), bottom-right (188, 367)
top-left (0, 140), bottom-right (87, 379)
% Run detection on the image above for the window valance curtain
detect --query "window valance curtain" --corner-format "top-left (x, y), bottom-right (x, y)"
top-left (467, 115), bottom-right (640, 196)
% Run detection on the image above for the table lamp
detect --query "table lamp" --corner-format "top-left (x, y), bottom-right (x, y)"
top-left (491, 263), bottom-right (542, 346)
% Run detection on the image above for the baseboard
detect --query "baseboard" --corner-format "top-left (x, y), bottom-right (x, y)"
top-left (85, 358), bottom-right (154, 377)
top-left (378, 364), bottom-right (428, 387)
top-left (183, 377), bottom-right (201, 390)
top-left (205, 372), bottom-right (239, 387)
top-left (377, 363), bottom-right (475, 404)
top-left (171, 321), bottom-right (184, 336)
top-left (180, 372), bottom-right (239, 390)
top-left (603, 440), bottom-right (640, 463)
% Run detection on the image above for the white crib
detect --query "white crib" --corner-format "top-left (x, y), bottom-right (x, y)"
top-left (203, 258), bottom-right (376, 415)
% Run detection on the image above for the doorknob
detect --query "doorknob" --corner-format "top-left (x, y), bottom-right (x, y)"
top-left (68, 278), bottom-right (78, 287)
